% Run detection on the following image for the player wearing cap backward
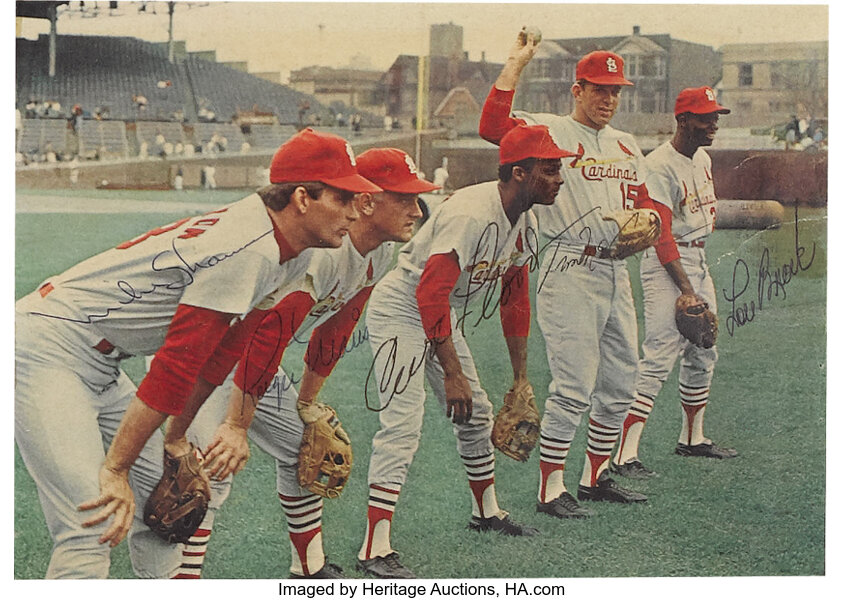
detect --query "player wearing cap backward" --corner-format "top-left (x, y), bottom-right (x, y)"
top-left (480, 31), bottom-right (655, 519)
top-left (610, 87), bottom-right (738, 479)
top-left (356, 124), bottom-right (572, 579)
top-left (156, 148), bottom-right (437, 579)
top-left (14, 128), bottom-right (378, 578)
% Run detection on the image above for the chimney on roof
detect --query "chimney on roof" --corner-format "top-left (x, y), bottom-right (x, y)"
top-left (633, 25), bottom-right (641, 36)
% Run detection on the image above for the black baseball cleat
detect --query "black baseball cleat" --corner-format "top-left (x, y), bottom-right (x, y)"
top-left (469, 511), bottom-right (540, 536)
top-left (536, 492), bottom-right (595, 519)
top-left (356, 552), bottom-right (416, 579)
top-left (290, 561), bottom-right (344, 578)
top-left (609, 459), bottom-right (657, 480)
top-left (675, 442), bottom-right (738, 459)
top-left (577, 471), bottom-right (648, 503)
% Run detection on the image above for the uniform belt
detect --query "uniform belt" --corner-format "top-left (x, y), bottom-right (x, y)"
top-left (676, 239), bottom-right (705, 248)
top-left (93, 338), bottom-right (132, 360)
top-left (582, 245), bottom-right (616, 260)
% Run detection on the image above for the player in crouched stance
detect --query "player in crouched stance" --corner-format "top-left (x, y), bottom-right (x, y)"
top-left (357, 125), bottom-right (573, 579)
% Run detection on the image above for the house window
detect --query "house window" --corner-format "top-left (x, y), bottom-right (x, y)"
top-left (641, 57), bottom-right (658, 77)
top-left (624, 55), bottom-right (639, 78)
top-left (739, 64), bottom-right (753, 87)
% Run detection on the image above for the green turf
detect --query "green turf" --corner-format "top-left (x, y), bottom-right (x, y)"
top-left (13, 192), bottom-right (826, 579)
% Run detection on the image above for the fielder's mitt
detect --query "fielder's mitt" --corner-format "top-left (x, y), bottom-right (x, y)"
top-left (143, 445), bottom-right (211, 543)
top-left (297, 401), bottom-right (353, 499)
top-left (601, 208), bottom-right (661, 259)
top-left (675, 295), bottom-right (718, 349)
top-left (492, 381), bottom-right (540, 462)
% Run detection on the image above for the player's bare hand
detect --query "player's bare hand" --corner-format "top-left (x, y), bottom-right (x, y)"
top-left (204, 421), bottom-right (250, 480)
top-left (677, 292), bottom-right (707, 312)
top-left (78, 464), bottom-right (135, 547)
top-left (444, 372), bottom-right (473, 425)
top-left (508, 26), bottom-right (541, 66)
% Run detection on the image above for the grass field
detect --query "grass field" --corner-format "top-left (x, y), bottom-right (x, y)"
top-left (13, 188), bottom-right (827, 580)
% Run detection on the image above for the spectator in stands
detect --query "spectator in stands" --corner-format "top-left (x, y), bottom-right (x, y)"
top-left (198, 107), bottom-right (217, 122)
top-left (174, 166), bottom-right (184, 191)
top-left (25, 99), bottom-right (38, 118)
top-left (240, 141), bottom-right (251, 154)
top-left (352, 113), bottom-right (362, 134)
top-left (157, 80), bottom-right (172, 89)
top-left (133, 94), bottom-right (149, 113)
top-left (784, 115), bottom-right (799, 150)
top-left (44, 143), bottom-right (57, 163)
top-left (69, 104), bottom-right (84, 134)
top-left (336, 112), bottom-right (346, 127)
top-left (184, 143), bottom-right (196, 157)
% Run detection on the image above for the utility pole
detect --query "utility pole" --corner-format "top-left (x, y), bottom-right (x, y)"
top-left (167, 1), bottom-right (175, 63)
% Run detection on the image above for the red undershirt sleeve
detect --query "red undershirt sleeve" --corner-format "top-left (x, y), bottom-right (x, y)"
top-left (416, 252), bottom-right (462, 340)
top-left (199, 308), bottom-right (268, 386)
top-left (234, 291), bottom-right (316, 398)
top-left (500, 264), bottom-right (530, 337)
top-left (305, 286), bottom-right (373, 377)
top-left (635, 185), bottom-right (680, 265)
top-left (138, 304), bottom-right (234, 415)
top-left (479, 87), bottom-right (528, 144)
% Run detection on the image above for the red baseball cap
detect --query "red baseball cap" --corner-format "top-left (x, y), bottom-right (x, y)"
top-left (269, 128), bottom-right (382, 193)
top-left (499, 124), bottom-right (575, 165)
top-left (674, 86), bottom-right (730, 116)
top-left (356, 148), bottom-right (439, 194)
top-left (576, 51), bottom-right (633, 86)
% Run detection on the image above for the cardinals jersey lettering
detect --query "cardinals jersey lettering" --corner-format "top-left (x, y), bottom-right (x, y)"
top-left (21, 194), bottom-right (288, 355)
top-left (644, 142), bottom-right (716, 242)
top-left (396, 181), bottom-right (537, 306)
top-left (512, 112), bottom-right (649, 246)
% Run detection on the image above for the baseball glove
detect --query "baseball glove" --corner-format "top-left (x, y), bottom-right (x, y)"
top-left (675, 295), bottom-right (718, 349)
top-left (601, 208), bottom-right (661, 259)
top-left (143, 445), bottom-right (211, 544)
top-left (492, 381), bottom-right (540, 462)
top-left (297, 401), bottom-right (353, 499)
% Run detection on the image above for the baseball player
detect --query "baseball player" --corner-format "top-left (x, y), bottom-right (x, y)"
top-left (14, 128), bottom-right (379, 577)
top-left (357, 124), bottom-right (571, 579)
top-left (479, 30), bottom-right (651, 520)
top-left (158, 148), bottom-right (437, 578)
top-left (610, 87), bottom-right (738, 479)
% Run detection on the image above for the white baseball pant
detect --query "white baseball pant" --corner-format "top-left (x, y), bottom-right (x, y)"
top-left (636, 247), bottom-right (718, 400)
top-left (536, 245), bottom-right (639, 439)
top-left (364, 271), bottom-right (495, 487)
top-left (15, 309), bottom-right (183, 579)
top-left (187, 369), bottom-right (310, 511)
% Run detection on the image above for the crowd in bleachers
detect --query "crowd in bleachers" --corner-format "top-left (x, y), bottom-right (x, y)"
top-left (16, 33), bottom-right (381, 166)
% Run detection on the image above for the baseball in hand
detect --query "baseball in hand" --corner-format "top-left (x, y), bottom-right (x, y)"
top-left (519, 26), bottom-right (542, 45)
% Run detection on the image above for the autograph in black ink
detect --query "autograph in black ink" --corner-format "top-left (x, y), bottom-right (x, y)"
top-left (723, 205), bottom-right (816, 336)
top-left (31, 230), bottom-right (274, 324)
top-left (239, 303), bottom-right (370, 414)
top-left (366, 205), bottom-right (631, 412)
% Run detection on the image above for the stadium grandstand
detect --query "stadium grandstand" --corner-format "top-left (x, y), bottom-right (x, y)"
top-left (16, 30), bottom-right (380, 165)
